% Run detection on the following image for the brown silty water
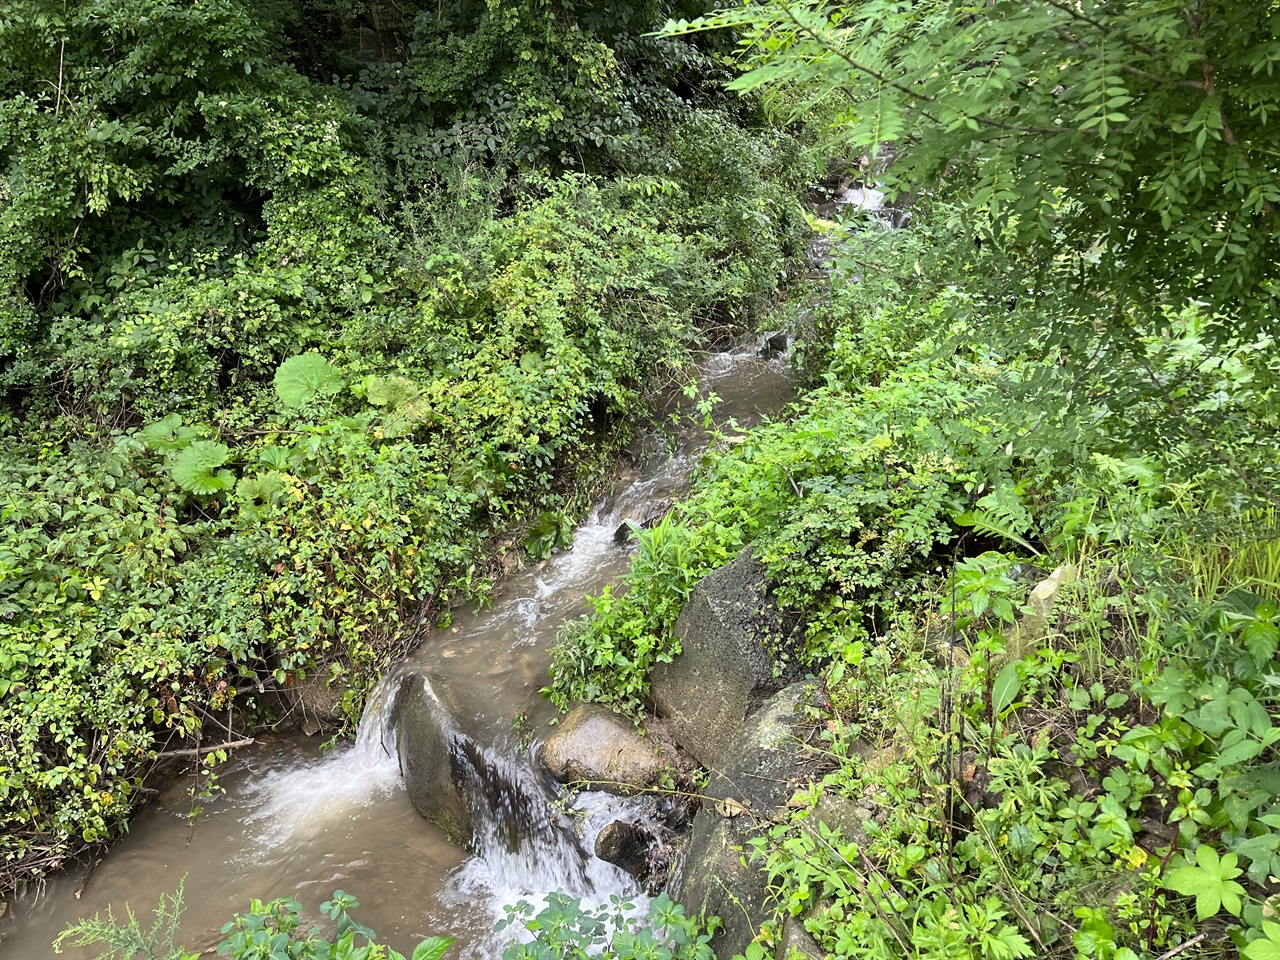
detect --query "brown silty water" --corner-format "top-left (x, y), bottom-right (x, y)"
top-left (2, 347), bottom-right (793, 960)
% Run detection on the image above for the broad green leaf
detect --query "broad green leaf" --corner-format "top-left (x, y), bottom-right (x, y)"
top-left (992, 662), bottom-right (1021, 716)
top-left (259, 446), bottom-right (291, 469)
top-left (1166, 848), bottom-right (1245, 920)
top-left (170, 441), bottom-right (234, 496)
top-left (274, 354), bottom-right (345, 408)
top-left (411, 936), bottom-right (456, 960)
top-left (1245, 922), bottom-right (1280, 960)
top-left (236, 471), bottom-right (283, 504)
top-left (141, 414), bottom-right (196, 452)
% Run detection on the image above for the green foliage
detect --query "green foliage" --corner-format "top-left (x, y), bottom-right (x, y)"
top-left (496, 891), bottom-right (719, 960)
top-left (0, 439), bottom-right (205, 888)
top-left (170, 440), bottom-right (234, 496)
top-left (672, 0), bottom-right (1280, 342)
top-left (56, 887), bottom-right (454, 960)
top-left (1165, 847), bottom-right (1245, 921)
top-left (274, 355), bottom-right (345, 410)
top-left (549, 175), bottom-right (1280, 956)
top-left (53, 882), bottom-right (198, 960)
top-left (523, 511), bottom-right (575, 562)
top-left (0, 0), bottom-right (811, 893)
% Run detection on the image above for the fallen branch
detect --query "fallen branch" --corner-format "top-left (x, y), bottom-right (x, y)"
top-left (1154, 932), bottom-right (1209, 960)
top-left (154, 737), bottom-right (255, 760)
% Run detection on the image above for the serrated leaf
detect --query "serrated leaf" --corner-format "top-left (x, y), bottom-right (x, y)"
top-left (1218, 737), bottom-right (1264, 766)
top-left (411, 936), bottom-right (456, 960)
top-left (236, 471), bottom-right (283, 503)
top-left (274, 354), bottom-right (345, 408)
top-left (1166, 848), bottom-right (1245, 920)
top-left (141, 414), bottom-right (196, 452)
top-left (170, 441), bottom-right (233, 495)
top-left (365, 374), bottom-right (420, 409)
top-left (1245, 620), bottom-right (1280, 665)
top-left (259, 446), bottom-right (291, 469)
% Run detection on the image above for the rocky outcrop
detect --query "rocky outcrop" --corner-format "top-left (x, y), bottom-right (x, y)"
top-left (540, 704), bottom-right (667, 791)
top-left (1005, 562), bottom-right (1078, 658)
top-left (800, 790), bottom-right (872, 849)
top-left (761, 331), bottom-right (790, 359)
top-left (673, 682), bottom-right (821, 959)
top-left (650, 548), bottom-right (805, 768)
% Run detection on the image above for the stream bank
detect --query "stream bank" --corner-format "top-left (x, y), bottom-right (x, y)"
top-left (2, 344), bottom-right (794, 960)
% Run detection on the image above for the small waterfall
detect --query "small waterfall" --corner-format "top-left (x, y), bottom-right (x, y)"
top-left (383, 665), bottom-right (649, 958)
top-left (351, 665), bottom-right (405, 767)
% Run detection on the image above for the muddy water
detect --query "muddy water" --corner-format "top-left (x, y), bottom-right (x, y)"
top-left (3, 349), bottom-right (792, 960)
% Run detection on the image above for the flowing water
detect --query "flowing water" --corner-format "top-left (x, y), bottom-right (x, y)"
top-left (2, 347), bottom-right (792, 960)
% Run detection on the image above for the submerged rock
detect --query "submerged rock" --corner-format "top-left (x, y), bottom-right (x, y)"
top-left (673, 682), bottom-right (822, 959)
top-left (539, 704), bottom-right (667, 791)
top-left (650, 547), bottom-right (805, 768)
top-left (594, 818), bottom-right (674, 891)
top-left (612, 499), bottom-right (671, 544)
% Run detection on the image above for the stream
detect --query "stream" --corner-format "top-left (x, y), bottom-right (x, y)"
top-left (2, 346), bottom-right (793, 960)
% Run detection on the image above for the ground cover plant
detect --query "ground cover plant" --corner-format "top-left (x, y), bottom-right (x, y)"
top-left (547, 202), bottom-right (1280, 956)
top-left (55, 885), bottom-right (455, 960)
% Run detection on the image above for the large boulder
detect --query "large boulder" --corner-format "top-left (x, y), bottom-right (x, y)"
top-left (398, 673), bottom-right (539, 851)
top-left (539, 704), bottom-right (667, 791)
top-left (397, 674), bottom-right (475, 843)
top-left (651, 548), bottom-right (804, 768)
top-left (673, 682), bottom-right (821, 959)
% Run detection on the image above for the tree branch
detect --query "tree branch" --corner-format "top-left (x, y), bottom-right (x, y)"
top-left (154, 737), bottom-right (255, 760)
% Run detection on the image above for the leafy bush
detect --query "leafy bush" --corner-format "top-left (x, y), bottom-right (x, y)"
top-left (54, 886), bottom-right (454, 960)
top-left (497, 891), bottom-right (719, 960)
top-left (546, 176), bottom-right (1280, 955)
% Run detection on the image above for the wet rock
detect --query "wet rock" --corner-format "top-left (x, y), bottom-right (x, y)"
top-left (539, 704), bottom-right (666, 791)
top-left (761, 331), bottom-right (789, 359)
top-left (612, 500), bottom-right (671, 544)
top-left (397, 675), bottom-right (474, 842)
top-left (594, 819), bottom-right (660, 887)
top-left (650, 548), bottom-right (805, 768)
top-left (398, 675), bottom-right (538, 850)
top-left (673, 683), bottom-right (822, 959)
